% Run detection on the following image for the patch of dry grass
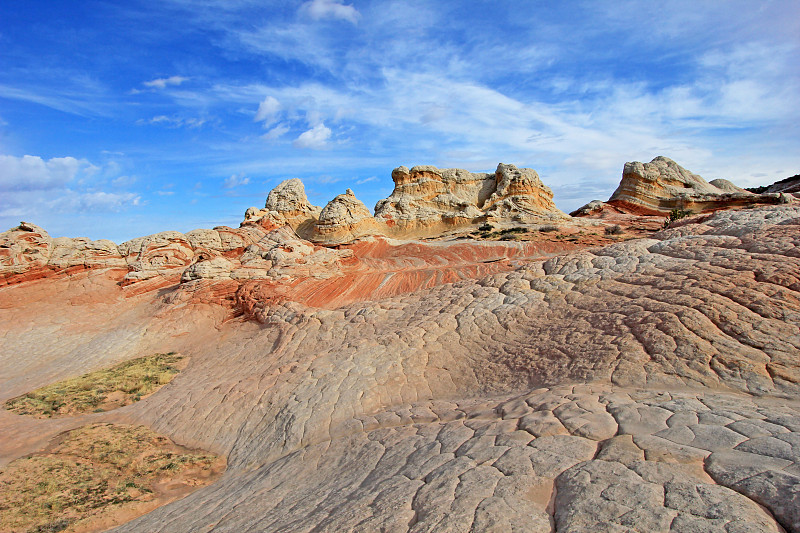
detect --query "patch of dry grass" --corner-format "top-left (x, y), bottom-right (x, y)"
top-left (4, 353), bottom-right (184, 418)
top-left (0, 424), bottom-right (222, 533)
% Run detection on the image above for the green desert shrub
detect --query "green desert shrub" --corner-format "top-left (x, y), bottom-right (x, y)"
top-left (662, 208), bottom-right (692, 229)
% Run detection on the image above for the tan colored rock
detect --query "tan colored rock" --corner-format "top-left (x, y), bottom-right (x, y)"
top-left (484, 163), bottom-right (569, 222)
top-left (119, 231), bottom-right (195, 284)
top-left (311, 188), bottom-right (383, 244)
top-left (709, 178), bottom-right (753, 194)
top-left (0, 223), bottom-right (127, 284)
top-left (184, 229), bottom-right (223, 250)
top-left (181, 256), bottom-right (236, 282)
top-left (242, 178), bottom-right (321, 237)
top-left (213, 225), bottom-right (268, 253)
top-left (374, 165), bottom-right (491, 234)
top-left (608, 156), bottom-right (764, 214)
top-left (179, 225), bottom-right (354, 283)
top-left (48, 237), bottom-right (126, 270)
top-left (375, 163), bottom-right (568, 238)
top-left (0, 222), bottom-right (52, 278)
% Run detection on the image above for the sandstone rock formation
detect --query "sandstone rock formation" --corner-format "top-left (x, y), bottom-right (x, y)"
top-left (1, 204), bottom-right (799, 532)
top-left (608, 156), bottom-right (754, 214)
top-left (374, 163), bottom-right (569, 238)
top-left (373, 165), bottom-right (491, 234)
top-left (708, 178), bottom-right (752, 194)
top-left (181, 225), bottom-right (354, 283)
top-left (310, 188), bottom-right (383, 245)
top-left (483, 163), bottom-right (567, 222)
top-left (0, 222), bottom-right (53, 279)
top-left (573, 156), bottom-right (796, 221)
top-left (242, 178), bottom-right (322, 237)
top-left (0, 222), bottom-right (130, 286)
top-left (119, 231), bottom-right (195, 284)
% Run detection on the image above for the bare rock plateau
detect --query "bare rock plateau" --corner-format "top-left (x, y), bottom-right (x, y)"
top-left (1, 159), bottom-right (799, 532)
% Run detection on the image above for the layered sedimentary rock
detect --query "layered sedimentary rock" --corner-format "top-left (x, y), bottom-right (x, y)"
top-left (574, 156), bottom-right (795, 218)
top-left (708, 178), bottom-right (751, 193)
top-left (0, 222), bottom-right (53, 279)
top-left (2, 205), bottom-right (799, 532)
top-left (310, 188), bottom-right (383, 245)
top-left (118, 231), bottom-right (196, 284)
top-left (608, 156), bottom-right (752, 214)
top-left (181, 226), bottom-right (354, 283)
top-left (0, 218), bottom-right (590, 304)
top-left (0, 222), bottom-right (129, 285)
top-left (237, 164), bottom-right (569, 246)
top-left (373, 165), bottom-right (491, 234)
top-left (483, 163), bottom-right (567, 221)
top-left (242, 178), bottom-right (321, 237)
top-left (374, 163), bottom-right (568, 239)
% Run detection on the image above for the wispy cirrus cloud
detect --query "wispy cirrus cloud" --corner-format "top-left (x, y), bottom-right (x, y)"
top-left (143, 75), bottom-right (190, 89)
top-left (300, 0), bottom-right (360, 24)
top-left (137, 115), bottom-right (208, 128)
top-left (0, 83), bottom-right (110, 116)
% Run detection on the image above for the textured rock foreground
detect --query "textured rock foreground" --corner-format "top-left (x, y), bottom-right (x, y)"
top-left (1, 204), bottom-right (799, 532)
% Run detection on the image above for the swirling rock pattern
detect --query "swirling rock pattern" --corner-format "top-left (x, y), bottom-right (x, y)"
top-left (0, 205), bottom-right (798, 532)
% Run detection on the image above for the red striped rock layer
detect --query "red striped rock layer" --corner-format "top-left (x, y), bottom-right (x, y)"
top-left (2, 205), bottom-right (799, 531)
top-left (234, 238), bottom-right (579, 311)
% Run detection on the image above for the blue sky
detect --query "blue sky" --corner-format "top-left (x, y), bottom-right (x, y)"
top-left (1, 0), bottom-right (798, 243)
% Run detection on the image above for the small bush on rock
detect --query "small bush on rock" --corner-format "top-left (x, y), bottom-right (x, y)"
top-left (662, 209), bottom-right (692, 229)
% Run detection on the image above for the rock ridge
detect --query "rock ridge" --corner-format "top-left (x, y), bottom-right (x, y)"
top-left (573, 156), bottom-right (796, 217)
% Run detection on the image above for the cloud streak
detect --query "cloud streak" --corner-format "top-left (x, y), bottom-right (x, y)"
top-left (301, 0), bottom-right (360, 24)
top-left (143, 76), bottom-right (190, 89)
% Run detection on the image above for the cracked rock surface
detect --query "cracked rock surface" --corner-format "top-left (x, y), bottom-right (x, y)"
top-left (0, 205), bottom-right (799, 532)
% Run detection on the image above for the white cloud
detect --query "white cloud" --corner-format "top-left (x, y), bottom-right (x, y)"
top-left (138, 115), bottom-right (207, 128)
top-left (224, 173), bottom-right (250, 188)
top-left (77, 191), bottom-right (141, 210)
top-left (254, 95), bottom-right (281, 124)
top-left (262, 123), bottom-right (289, 141)
top-left (356, 176), bottom-right (377, 185)
top-left (293, 123), bottom-right (332, 149)
top-left (301, 0), bottom-right (360, 24)
top-left (0, 154), bottom-right (141, 228)
top-left (143, 76), bottom-right (190, 89)
top-left (0, 188), bottom-right (141, 218)
top-left (0, 155), bottom-right (89, 191)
